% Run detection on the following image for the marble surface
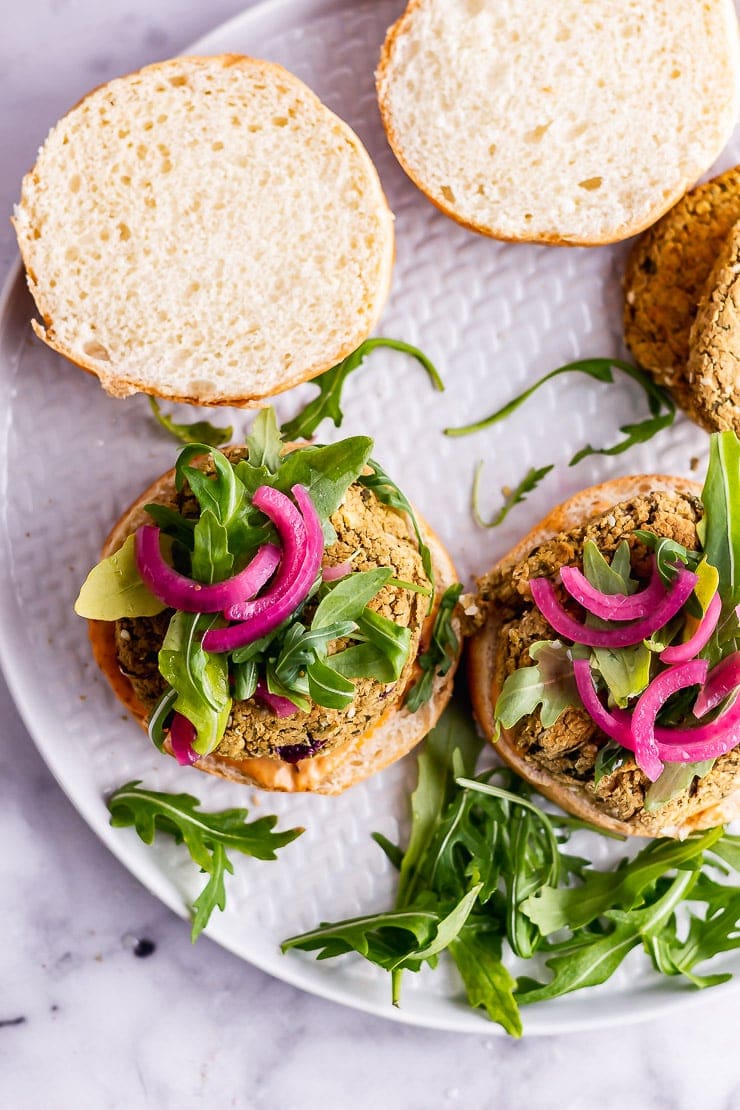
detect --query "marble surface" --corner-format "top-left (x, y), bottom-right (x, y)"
top-left (1, 1), bottom-right (739, 1107)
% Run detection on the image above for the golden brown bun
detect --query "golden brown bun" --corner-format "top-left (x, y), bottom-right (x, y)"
top-left (468, 475), bottom-right (740, 838)
top-left (89, 460), bottom-right (460, 794)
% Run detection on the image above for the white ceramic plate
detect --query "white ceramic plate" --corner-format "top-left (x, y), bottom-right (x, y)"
top-left (1, 0), bottom-right (738, 1035)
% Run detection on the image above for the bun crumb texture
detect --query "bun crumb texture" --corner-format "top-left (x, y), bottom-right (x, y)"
top-left (377, 0), bottom-right (740, 245)
top-left (14, 55), bottom-right (394, 405)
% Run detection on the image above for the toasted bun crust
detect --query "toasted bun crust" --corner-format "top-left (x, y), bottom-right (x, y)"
top-left (377, 0), bottom-right (740, 246)
top-left (89, 462), bottom-right (460, 794)
top-left (468, 474), bottom-right (740, 837)
top-left (13, 55), bottom-right (394, 407)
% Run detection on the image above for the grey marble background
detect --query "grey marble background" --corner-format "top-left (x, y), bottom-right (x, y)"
top-left (1, 1), bottom-right (739, 1107)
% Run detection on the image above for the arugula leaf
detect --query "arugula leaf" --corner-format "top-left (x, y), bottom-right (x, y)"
top-left (147, 686), bottom-right (178, 752)
top-left (518, 869), bottom-right (699, 1005)
top-left (306, 657), bottom-right (356, 710)
top-left (158, 611), bottom-right (231, 755)
top-left (593, 741), bottom-right (628, 786)
top-left (274, 438), bottom-right (373, 534)
top-left (232, 659), bottom-right (258, 702)
top-left (246, 407), bottom-right (282, 473)
top-left (190, 509), bottom-right (232, 584)
top-left (273, 621), bottom-right (357, 691)
top-left (149, 396), bottom-right (232, 448)
top-left (701, 430), bottom-right (740, 616)
top-left (644, 760), bottom-right (715, 812)
top-left (591, 642), bottom-right (653, 708)
top-left (633, 531), bottom-right (702, 586)
top-left (521, 829), bottom-right (723, 934)
top-left (448, 926), bottom-right (522, 1038)
top-left (144, 503), bottom-right (196, 551)
top-left (405, 583), bottom-right (463, 712)
top-left (280, 338), bottom-right (444, 441)
top-left (358, 458), bottom-right (434, 604)
top-left (444, 358), bottom-right (675, 467)
top-left (311, 568), bottom-right (392, 628)
top-left (108, 781), bottom-right (302, 940)
top-left (472, 462), bottom-right (554, 528)
top-left (329, 641), bottom-right (400, 683)
top-left (494, 640), bottom-right (579, 729)
top-left (583, 539), bottom-right (637, 596)
top-left (354, 609), bottom-right (412, 682)
top-left (74, 533), bottom-right (167, 620)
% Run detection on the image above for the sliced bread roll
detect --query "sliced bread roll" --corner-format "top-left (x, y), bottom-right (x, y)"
top-left (14, 55), bottom-right (394, 405)
top-left (377, 0), bottom-right (740, 245)
top-left (88, 460), bottom-right (461, 795)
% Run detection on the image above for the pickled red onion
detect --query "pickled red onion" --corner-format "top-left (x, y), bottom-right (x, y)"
top-left (322, 560), bottom-right (353, 582)
top-left (169, 713), bottom-right (199, 765)
top-left (660, 590), bottom-right (722, 664)
top-left (529, 567), bottom-right (697, 648)
top-left (135, 525), bottom-right (280, 613)
top-left (631, 660), bottom-right (709, 781)
top-left (573, 658), bottom-right (740, 769)
top-left (559, 560), bottom-right (665, 620)
top-left (203, 485), bottom-right (323, 653)
top-left (254, 680), bottom-right (300, 718)
top-left (694, 652), bottom-right (740, 717)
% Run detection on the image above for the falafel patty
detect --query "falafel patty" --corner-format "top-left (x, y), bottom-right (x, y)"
top-left (115, 481), bottom-right (429, 763)
top-left (477, 489), bottom-right (740, 835)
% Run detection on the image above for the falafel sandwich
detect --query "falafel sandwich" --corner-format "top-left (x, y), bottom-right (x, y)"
top-left (75, 409), bottom-right (461, 794)
top-left (469, 431), bottom-right (740, 837)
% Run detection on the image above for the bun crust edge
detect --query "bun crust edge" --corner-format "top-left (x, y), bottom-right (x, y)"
top-left (89, 462), bottom-right (460, 794)
top-left (468, 474), bottom-right (740, 837)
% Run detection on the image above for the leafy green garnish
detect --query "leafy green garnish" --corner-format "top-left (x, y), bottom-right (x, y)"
top-left (158, 611), bottom-right (231, 756)
top-left (472, 462), bottom-right (554, 529)
top-left (593, 741), bottom-right (628, 786)
top-left (74, 533), bottom-right (167, 620)
top-left (358, 458), bottom-right (434, 605)
top-left (280, 338), bottom-right (444, 441)
top-left (700, 429), bottom-right (740, 617)
top-left (643, 760), bottom-right (715, 812)
top-left (108, 781), bottom-right (302, 940)
top-left (633, 531), bottom-right (702, 587)
top-left (149, 396), bottom-right (232, 447)
top-left (495, 640), bottom-right (579, 730)
top-left (445, 359), bottom-right (675, 466)
top-left (282, 706), bottom-right (739, 1035)
top-left (405, 583), bottom-right (463, 712)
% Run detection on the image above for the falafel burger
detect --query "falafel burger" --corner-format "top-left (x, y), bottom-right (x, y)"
top-left (75, 409), bottom-right (461, 794)
top-left (468, 431), bottom-right (740, 838)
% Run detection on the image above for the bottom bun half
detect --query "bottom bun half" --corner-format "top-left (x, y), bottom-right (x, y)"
top-left (89, 465), bottom-right (460, 795)
top-left (468, 475), bottom-right (740, 838)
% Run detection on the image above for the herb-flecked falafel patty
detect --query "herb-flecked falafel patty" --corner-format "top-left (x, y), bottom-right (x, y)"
top-left (475, 489), bottom-right (740, 834)
top-left (115, 480), bottom-right (429, 763)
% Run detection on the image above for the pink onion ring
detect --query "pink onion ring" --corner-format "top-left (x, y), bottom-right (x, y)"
top-left (530, 567), bottom-right (698, 649)
top-left (559, 559), bottom-right (665, 621)
top-left (135, 525), bottom-right (280, 613)
top-left (322, 560), bottom-right (353, 582)
top-left (660, 590), bottom-right (722, 664)
top-left (573, 659), bottom-right (740, 768)
top-left (631, 660), bottom-right (709, 781)
top-left (168, 713), bottom-right (200, 765)
top-left (203, 485), bottom-right (323, 653)
top-left (694, 652), bottom-right (740, 717)
top-left (254, 680), bottom-right (300, 717)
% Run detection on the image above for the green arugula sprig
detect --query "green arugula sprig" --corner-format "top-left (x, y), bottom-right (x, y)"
top-left (472, 463), bottom-right (554, 529)
top-left (405, 583), bottom-right (463, 712)
top-left (149, 396), bottom-right (232, 448)
top-left (108, 781), bottom-right (302, 940)
top-left (445, 358), bottom-right (675, 460)
top-left (282, 706), bottom-right (740, 1035)
top-left (447, 359), bottom-right (676, 525)
top-left (280, 339), bottom-right (444, 442)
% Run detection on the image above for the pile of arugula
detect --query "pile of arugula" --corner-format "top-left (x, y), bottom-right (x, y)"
top-left (282, 703), bottom-right (740, 1036)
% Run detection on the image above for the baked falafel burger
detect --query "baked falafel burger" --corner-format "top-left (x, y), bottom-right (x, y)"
top-left (468, 430), bottom-right (740, 838)
top-left (75, 409), bottom-right (461, 794)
